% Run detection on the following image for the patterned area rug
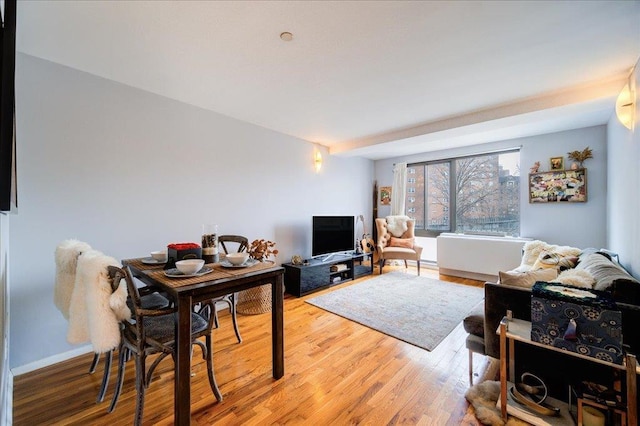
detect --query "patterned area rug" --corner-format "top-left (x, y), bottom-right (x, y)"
top-left (306, 271), bottom-right (484, 351)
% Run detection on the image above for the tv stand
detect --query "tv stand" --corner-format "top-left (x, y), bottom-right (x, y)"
top-left (283, 253), bottom-right (373, 297)
top-left (319, 252), bottom-right (351, 263)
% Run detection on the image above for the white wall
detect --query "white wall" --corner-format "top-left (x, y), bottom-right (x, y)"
top-left (375, 125), bottom-right (608, 249)
top-left (607, 57), bottom-right (640, 277)
top-left (0, 213), bottom-right (11, 424)
top-left (10, 53), bottom-right (374, 369)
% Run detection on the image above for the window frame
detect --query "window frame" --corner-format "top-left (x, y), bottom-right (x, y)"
top-left (407, 148), bottom-right (520, 238)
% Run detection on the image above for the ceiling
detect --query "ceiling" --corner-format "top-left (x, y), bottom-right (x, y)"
top-left (16, 1), bottom-right (640, 160)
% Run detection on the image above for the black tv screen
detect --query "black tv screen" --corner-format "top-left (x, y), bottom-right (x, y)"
top-left (312, 216), bottom-right (355, 257)
top-left (0, 0), bottom-right (16, 212)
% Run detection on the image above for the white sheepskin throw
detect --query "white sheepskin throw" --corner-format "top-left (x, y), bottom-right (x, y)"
top-left (555, 269), bottom-right (595, 289)
top-left (67, 249), bottom-right (130, 353)
top-left (464, 381), bottom-right (529, 426)
top-left (54, 239), bottom-right (92, 319)
top-left (517, 240), bottom-right (547, 270)
top-left (516, 240), bottom-right (581, 272)
top-left (385, 215), bottom-right (411, 237)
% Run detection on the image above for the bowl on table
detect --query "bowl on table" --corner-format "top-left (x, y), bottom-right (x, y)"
top-left (226, 252), bottom-right (249, 266)
top-left (175, 259), bottom-right (205, 275)
top-left (150, 250), bottom-right (167, 262)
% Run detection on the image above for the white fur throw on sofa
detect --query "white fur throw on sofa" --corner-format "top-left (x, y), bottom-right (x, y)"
top-left (514, 240), bottom-right (581, 272)
top-left (385, 215), bottom-right (411, 237)
top-left (555, 269), bottom-right (596, 289)
top-left (67, 249), bottom-right (130, 353)
top-left (54, 239), bottom-right (92, 319)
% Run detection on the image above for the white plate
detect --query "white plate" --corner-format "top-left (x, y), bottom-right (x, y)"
top-left (163, 266), bottom-right (214, 278)
top-left (219, 258), bottom-right (259, 268)
top-left (141, 257), bottom-right (166, 265)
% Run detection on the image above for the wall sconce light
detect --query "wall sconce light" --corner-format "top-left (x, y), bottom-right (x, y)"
top-left (616, 81), bottom-right (635, 130)
top-left (314, 150), bottom-right (323, 173)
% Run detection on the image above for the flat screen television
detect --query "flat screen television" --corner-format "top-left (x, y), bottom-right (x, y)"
top-left (312, 215), bottom-right (355, 257)
top-left (0, 0), bottom-right (17, 212)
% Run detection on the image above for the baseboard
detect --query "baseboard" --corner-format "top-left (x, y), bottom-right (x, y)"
top-left (438, 267), bottom-right (497, 283)
top-left (2, 370), bottom-right (12, 425)
top-left (11, 345), bottom-right (92, 376)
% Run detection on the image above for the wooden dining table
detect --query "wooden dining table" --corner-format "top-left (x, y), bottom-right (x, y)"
top-left (123, 257), bottom-right (285, 425)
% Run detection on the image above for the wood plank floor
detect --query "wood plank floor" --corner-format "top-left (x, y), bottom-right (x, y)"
top-left (13, 266), bottom-right (494, 425)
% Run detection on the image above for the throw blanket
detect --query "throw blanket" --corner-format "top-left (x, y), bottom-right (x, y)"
top-left (54, 239), bottom-right (92, 319)
top-left (386, 215), bottom-right (411, 237)
top-left (516, 240), bottom-right (581, 272)
top-left (67, 249), bottom-right (130, 353)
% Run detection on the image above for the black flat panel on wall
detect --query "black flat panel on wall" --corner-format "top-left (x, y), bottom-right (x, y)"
top-left (0, 0), bottom-right (16, 212)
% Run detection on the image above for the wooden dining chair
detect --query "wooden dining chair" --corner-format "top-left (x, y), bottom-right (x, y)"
top-left (107, 265), bottom-right (222, 425)
top-left (55, 241), bottom-right (128, 404)
top-left (90, 288), bottom-right (170, 404)
top-left (214, 234), bottom-right (248, 343)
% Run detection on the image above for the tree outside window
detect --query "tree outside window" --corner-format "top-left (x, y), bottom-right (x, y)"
top-left (405, 151), bottom-right (520, 237)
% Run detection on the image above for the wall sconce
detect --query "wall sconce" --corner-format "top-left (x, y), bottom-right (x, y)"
top-left (616, 81), bottom-right (636, 130)
top-left (314, 150), bottom-right (323, 173)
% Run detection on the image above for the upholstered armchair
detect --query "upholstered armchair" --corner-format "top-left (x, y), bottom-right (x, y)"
top-left (375, 217), bottom-right (423, 275)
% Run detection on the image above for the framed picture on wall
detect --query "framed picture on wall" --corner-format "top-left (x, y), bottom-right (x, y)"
top-left (380, 186), bottom-right (391, 205)
top-left (550, 156), bottom-right (564, 170)
top-left (529, 169), bottom-right (587, 203)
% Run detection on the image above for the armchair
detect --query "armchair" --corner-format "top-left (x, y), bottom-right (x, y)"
top-left (375, 217), bottom-right (423, 275)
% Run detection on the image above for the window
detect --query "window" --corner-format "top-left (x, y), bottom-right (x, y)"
top-left (406, 150), bottom-right (520, 237)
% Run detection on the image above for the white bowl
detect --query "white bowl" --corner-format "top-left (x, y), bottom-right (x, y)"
top-left (226, 252), bottom-right (249, 265)
top-left (175, 259), bottom-right (205, 275)
top-left (150, 250), bottom-right (167, 262)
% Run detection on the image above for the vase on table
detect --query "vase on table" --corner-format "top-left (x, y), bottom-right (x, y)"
top-left (202, 224), bottom-right (219, 263)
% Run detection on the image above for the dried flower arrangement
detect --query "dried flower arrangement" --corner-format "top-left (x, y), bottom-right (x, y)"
top-left (247, 239), bottom-right (279, 261)
top-left (567, 147), bottom-right (593, 168)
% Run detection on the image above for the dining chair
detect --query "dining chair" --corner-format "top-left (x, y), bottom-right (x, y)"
top-left (56, 241), bottom-right (171, 405)
top-left (214, 234), bottom-right (249, 343)
top-left (55, 241), bottom-right (131, 404)
top-left (107, 265), bottom-right (222, 425)
top-left (66, 248), bottom-right (133, 405)
top-left (54, 240), bottom-right (117, 402)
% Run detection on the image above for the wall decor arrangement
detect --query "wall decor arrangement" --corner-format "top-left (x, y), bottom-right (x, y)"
top-left (380, 186), bottom-right (391, 205)
top-left (567, 146), bottom-right (593, 169)
top-left (550, 156), bottom-right (564, 170)
top-left (529, 169), bottom-right (587, 203)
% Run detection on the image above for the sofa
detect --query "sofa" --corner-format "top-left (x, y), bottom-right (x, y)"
top-left (464, 241), bottom-right (640, 389)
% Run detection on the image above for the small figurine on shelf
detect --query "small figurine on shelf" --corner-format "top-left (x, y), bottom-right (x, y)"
top-left (530, 161), bottom-right (540, 173)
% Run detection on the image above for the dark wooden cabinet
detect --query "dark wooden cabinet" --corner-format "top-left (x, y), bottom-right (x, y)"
top-left (283, 253), bottom-right (373, 297)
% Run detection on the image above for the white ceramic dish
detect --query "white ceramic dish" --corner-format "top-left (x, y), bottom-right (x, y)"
top-left (141, 257), bottom-right (165, 265)
top-left (226, 252), bottom-right (250, 265)
top-left (150, 250), bottom-right (168, 262)
top-left (219, 258), bottom-right (259, 268)
top-left (175, 259), bottom-right (205, 275)
top-left (164, 266), bottom-right (213, 278)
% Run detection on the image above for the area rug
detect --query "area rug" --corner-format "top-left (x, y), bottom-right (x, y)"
top-left (306, 271), bottom-right (484, 351)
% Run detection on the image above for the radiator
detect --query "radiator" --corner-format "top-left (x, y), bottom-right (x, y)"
top-left (436, 233), bottom-right (531, 282)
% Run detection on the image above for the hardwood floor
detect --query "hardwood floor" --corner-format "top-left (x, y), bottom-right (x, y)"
top-left (13, 266), bottom-right (493, 425)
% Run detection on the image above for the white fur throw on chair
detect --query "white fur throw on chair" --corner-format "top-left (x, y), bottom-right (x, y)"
top-left (54, 239), bottom-right (92, 319)
top-left (385, 215), bottom-right (411, 237)
top-left (67, 249), bottom-right (131, 353)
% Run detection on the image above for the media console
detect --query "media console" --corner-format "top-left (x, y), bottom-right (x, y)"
top-left (283, 252), bottom-right (373, 297)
